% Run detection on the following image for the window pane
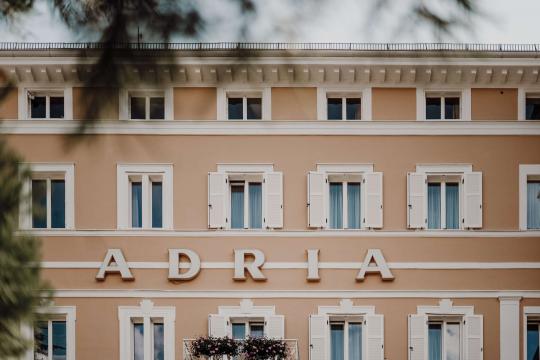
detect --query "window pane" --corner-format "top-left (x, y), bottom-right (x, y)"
top-left (231, 184), bottom-right (244, 229)
top-left (348, 323), bottom-right (362, 360)
top-left (526, 98), bottom-right (540, 120)
top-left (149, 97), bottom-right (165, 120)
top-left (330, 323), bottom-right (344, 360)
top-left (250, 323), bottom-right (264, 338)
top-left (133, 323), bottom-right (144, 360)
top-left (32, 179), bottom-right (47, 228)
top-left (445, 97), bottom-right (460, 119)
top-left (232, 323), bottom-right (246, 340)
top-left (130, 97), bottom-right (146, 120)
top-left (51, 180), bottom-right (65, 228)
top-left (52, 321), bottom-right (67, 360)
top-left (246, 98), bottom-right (262, 120)
top-left (31, 96), bottom-right (47, 118)
top-left (346, 98), bottom-right (361, 120)
top-left (527, 181), bottom-right (540, 229)
top-left (446, 183), bottom-right (459, 230)
top-left (34, 321), bottom-right (48, 359)
top-left (347, 182), bottom-right (361, 229)
top-left (445, 323), bottom-right (460, 360)
top-left (428, 183), bottom-right (441, 229)
top-left (248, 183), bottom-right (262, 229)
top-left (131, 182), bottom-right (142, 228)
top-left (153, 323), bottom-right (164, 360)
top-left (49, 97), bottom-right (64, 119)
top-left (527, 324), bottom-right (539, 360)
top-left (329, 183), bottom-right (343, 229)
top-left (228, 98), bottom-right (243, 120)
top-left (327, 98), bottom-right (342, 120)
top-left (426, 97), bottom-right (442, 120)
top-left (428, 323), bottom-right (442, 360)
top-left (152, 181), bottom-right (163, 228)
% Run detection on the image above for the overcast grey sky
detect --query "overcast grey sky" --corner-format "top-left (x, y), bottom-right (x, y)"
top-left (1, 0), bottom-right (539, 43)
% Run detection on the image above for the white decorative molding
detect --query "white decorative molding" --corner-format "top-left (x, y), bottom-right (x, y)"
top-left (499, 296), bottom-right (521, 360)
top-left (318, 299), bottom-right (375, 315)
top-left (415, 163), bottom-right (473, 174)
top-left (217, 299), bottom-right (275, 317)
top-left (316, 163), bottom-right (374, 173)
top-left (216, 163), bottom-right (274, 173)
top-left (417, 299), bottom-right (474, 315)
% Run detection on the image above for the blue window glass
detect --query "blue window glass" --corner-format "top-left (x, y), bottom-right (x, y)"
top-left (347, 183), bottom-right (361, 229)
top-left (51, 180), bottom-right (65, 228)
top-left (52, 321), bottom-right (67, 360)
top-left (348, 323), bottom-right (362, 360)
top-left (527, 324), bottom-right (539, 360)
top-left (232, 323), bottom-right (246, 340)
top-left (34, 321), bottom-right (49, 358)
top-left (228, 98), bottom-right (243, 120)
top-left (250, 323), bottom-right (264, 338)
top-left (249, 183), bottom-right (262, 229)
top-left (327, 98), bottom-right (342, 120)
top-left (131, 182), bottom-right (142, 228)
top-left (428, 183), bottom-right (441, 229)
top-left (31, 96), bottom-right (46, 118)
top-left (231, 184), bottom-right (244, 229)
top-left (152, 181), bottom-right (163, 228)
top-left (153, 323), bottom-right (164, 360)
top-left (426, 97), bottom-right (441, 120)
top-left (446, 183), bottom-right (459, 229)
top-left (133, 323), bottom-right (144, 360)
top-left (526, 98), bottom-right (540, 120)
top-left (330, 323), bottom-right (344, 360)
top-left (527, 181), bottom-right (540, 229)
top-left (246, 98), bottom-right (262, 120)
top-left (329, 183), bottom-right (343, 229)
top-left (428, 323), bottom-right (442, 360)
top-left (32, 179), bottom-right (47, 228)
top-left (49, 97), bottom-right (64, 119)
top-left (346, 98), bottom-right (361, 120)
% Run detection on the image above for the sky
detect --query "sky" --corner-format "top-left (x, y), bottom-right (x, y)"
top-left (1, 0), bottom-right (539, 44)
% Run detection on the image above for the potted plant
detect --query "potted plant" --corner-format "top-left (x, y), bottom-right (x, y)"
top-left (241, 336), bottom-right (289, 360)
top-left (189, 336), bottom-right (240, 359)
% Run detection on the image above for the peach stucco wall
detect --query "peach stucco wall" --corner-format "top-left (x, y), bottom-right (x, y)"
top-left (472, 88), bottom-right (518, 120)
top-left (73, 87), bottom-right (119, 120)
top-left (271, 87), bottom-right (317, 120)
top-left (372, 88), bottom-right (417, 120)
top-left (173, 87), bottom-right (216, 120)
top-left (0, 87), bottom-right (18, 119)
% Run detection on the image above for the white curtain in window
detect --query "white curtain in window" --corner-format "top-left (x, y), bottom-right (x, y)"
top-left (330, 183), bottom-right (343, 229)
top-left (131, 182), bottom-right (142, 228)
top-left (428, 183), bottom-right (441, 229)
top-left (348, 324), bottom-right (362, 360)
top-left (428, 324), bottom-right (442, 360)
top-left (231, 185), bottom-right (244, 229)
top-left (249, 183), bottom-right (262, 229)
top-left (527, 182), bottom-right (540, 229)
top-left (330, 324), bottom-right (344, 360)
top-left (347, 183), bottom-right (361, 229)
top-left (446, 183), bottom-right (459, 229)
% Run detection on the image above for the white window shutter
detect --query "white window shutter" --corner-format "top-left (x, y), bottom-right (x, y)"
top-left (407, 172), bottom-right (427, 229)
top-left (265, 315), bottom-right (285, 339)
top-left (309, 314), bottom-right (327, 360)
top-left (264, 172), bottom-right (283, 229)
top-left (308, 172), bottom-right (326, 228)
top-left (208, 314), bottom-right (228, 337)
top-left (363, 172), bottom-right (383, 228)
top-left (463, 172), bottom-right (483, 229)
top-left (365, 314), bottom-right (384, 360)
top-left (408, 314), bottom-right (427, 360)
top-left (464, 315), bottom-right (483, 360)
top-left (208, 172), bottom-right (228, 229)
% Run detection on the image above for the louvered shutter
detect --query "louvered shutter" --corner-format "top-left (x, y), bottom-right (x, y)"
top-left (463, 172), bottom-right (483, 229)
top-left (309, 314), bottom-right (327, 360)
top-left (265, 315), bottom-right (285, 339)
top-left (264, 172), bottom-right (283, 229)
top-left (407, 172), bottom-right (427, 229)
top-left (408, 314), bottom-right (427, 360)
top-left (308, 172), bottom-right (326, 228)
top-left (363, 172), bottom-right (383, 228)
top-left (464, 315), bottom-right (483, 360)
top-left (208, 172), bottom-right (227, 229)
top-left (208, 314), bottom-right (228, 337)
top-left (365, 314), bottom-right (384, 360)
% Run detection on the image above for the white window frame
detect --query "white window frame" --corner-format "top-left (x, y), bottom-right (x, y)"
top-left (426, 318), bottom-right (464, 360)
top-left (518, 89), bottom-right (540, 121)
top-left (19, 163), bottom-right (75, 230)
top-left (119, 300), bottom-right (175, 360)
top-left (317, 87), bottom-right (371, 121)
top-left (119, 88), bottom-right (173, 120)
top-left (425, 175), bottom-right (462, 230)
top-left (117, 164), bottom-right (173, 229)
top-left (231, 319), bottom-right (266, 338)
top-left (217, 87), bottom-right (271, 120)
top-left (329, 317), bottom-right (364, 360)
top-left (19, 87), bottom-right (73, 120)
top-left (229, 179), bottom-right (264, 230)
top-left (23, 306), bottom-right (76, 360)
top-left (519, 164), bottom-right (540, 230)
top-left (524, 306), bottom-right (540, 360)
top-left (417, 88), bottom-right (470, 121)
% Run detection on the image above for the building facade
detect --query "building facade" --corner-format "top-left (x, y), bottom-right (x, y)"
top-left (1, 43), bottom-right (540, 360)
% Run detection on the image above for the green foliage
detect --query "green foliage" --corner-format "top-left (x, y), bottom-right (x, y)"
top-left (189, 336), bottom-right (240, 357)
top-left (0, 140), bottom-right (51, 358)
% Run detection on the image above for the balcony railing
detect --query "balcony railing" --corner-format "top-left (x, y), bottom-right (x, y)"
top-left (182, 339), bottom-right (299, 360)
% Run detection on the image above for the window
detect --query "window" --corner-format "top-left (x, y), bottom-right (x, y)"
top-left (129, 92), bottom-right (165, 120)
top-left (327, 97), bottom-right (361, 120)
top-left (20, 164), bottom-right (74, 230)
top-left (527, 320), bottom-right (540, 360)
top-left (427, 319), bottom-right (461, 360)
top-left (308, 165), bottom-right (382, 229)
top-left (330, 319), bottom-right (362, 360)
top-left (117, 165), bottom-right (173, 229)
top-left (227, 95), bottom-right (262, 120)
top-left (425, 93), bottom-right (461, 120)
top-left (526, 95), bottom-right (540, 120)
top-left (427, 176), bottom-right (460, 230)
top-left (232, 321), bottom-right (265, 339)
top-left (29, 306), bottom-right (76, 360)
top-left (119, 300), bottom-right (175, 360)
top-left (208, 165), bottom-right (283, 230)
top-left (519, 165), bottom-right (540, 230)
top-left (28, 91), bottom-right (65, 119)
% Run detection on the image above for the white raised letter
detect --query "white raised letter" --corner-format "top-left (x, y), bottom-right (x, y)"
top-left (96, 249), bottom-right (133, 280)
top-left (234, 249), bottom-right (266, 281)
top-left (356, 249), bottom-right (394, 281)
top-left (168, 249), bottom-right (201, 280)
top-left (307, 249), bottom-right (320, 281)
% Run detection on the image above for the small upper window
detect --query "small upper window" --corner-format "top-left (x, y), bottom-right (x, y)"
top-left (327, 97), bottom-right (361, 120)
top-left (28, 91), bottom-right (64, 119)
top-left (232, 321), bottom-right (265, 339)
top-left (426, 93), bottom-right (460, 120)
top-left (526, 95), bottom-right (540, 120)
top-left (227, 95), bottom-right (262, 120)
top-left (129, 91), bottom-right (165, 120)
